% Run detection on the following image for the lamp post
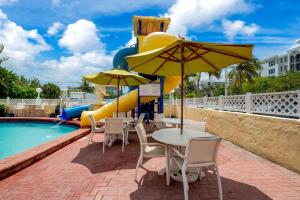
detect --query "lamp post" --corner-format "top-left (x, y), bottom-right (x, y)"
top-left (36, 88), bottom-right (42, 105)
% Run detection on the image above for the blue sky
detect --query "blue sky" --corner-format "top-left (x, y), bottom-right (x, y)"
top-left (0, 0), bottom-right (299, 87)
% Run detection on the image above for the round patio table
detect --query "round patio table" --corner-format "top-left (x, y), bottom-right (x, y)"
top-left (161, 118), bottom-right (187, 128)
top-left (152, 128), bottom-right (213, 185)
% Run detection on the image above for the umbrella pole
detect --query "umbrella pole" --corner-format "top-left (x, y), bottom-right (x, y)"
top-left (180, 44), bottom-right (184, 135)
top-left (117, 78), bottom-right (120, 118)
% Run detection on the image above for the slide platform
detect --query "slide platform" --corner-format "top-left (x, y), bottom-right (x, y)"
top-left (80, 76), bottom-right (180, 127)
top-left (60, 105), bottom-right (90, 121)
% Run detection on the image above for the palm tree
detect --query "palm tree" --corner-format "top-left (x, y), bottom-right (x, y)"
top-left (228, 57), bottom-right (262, 94)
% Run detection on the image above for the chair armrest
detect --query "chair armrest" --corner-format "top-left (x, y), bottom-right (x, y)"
top-left (141, 142), bottom-right (164, 147)
top-left (146, 134), bottom-right (153, 138)
top-left (169, 146), bottom-right (186, 159)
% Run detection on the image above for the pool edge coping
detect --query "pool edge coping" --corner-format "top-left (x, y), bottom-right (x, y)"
top-left (0, 117), bottom-right (90, 180)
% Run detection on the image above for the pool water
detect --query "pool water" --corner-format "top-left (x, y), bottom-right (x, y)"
top-left (0, 122), bottom-right (78, 160)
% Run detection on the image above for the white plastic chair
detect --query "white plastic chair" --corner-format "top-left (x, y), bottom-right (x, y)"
top-left (128, 113), bottom-right (145, 132)
top-left (135, 123), bottom-right (166, 180)
top-left (103, 118), bottom-right (125, 153)
top-left (170, 136), bottom-right (222, 200)
top-left (154, 113), bottom-right (166, 130)
top-left (88, 114), bottom-right (105, 144)
top-left (15, 103), bottom-right (25, 117)
top-left (113, 112), bottom-right (126, 118)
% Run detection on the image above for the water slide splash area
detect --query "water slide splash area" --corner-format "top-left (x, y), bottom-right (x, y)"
top-left (80, 16), bottom-right (180, 127)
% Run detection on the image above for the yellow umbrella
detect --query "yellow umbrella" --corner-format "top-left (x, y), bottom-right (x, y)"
top-left (126, 39), bottom-right (253, 133)
top-left (84, 69), bottom-right (150, 117)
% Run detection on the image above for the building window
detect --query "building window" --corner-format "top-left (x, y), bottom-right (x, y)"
top-left (269, 69), bottom-right (275, 74)
top-left (296, 54), bottom-right (300, 62)
top-left (280, 58), bottom-right (283, 63)
top-left (291, 64), bottom-right (295, 70)
top-left (280, 66), bottom-right (283, 72)
top-left (284, 65), bottom-right (287, 71)
top-left (290, 55), bottom-right (294, 63)
top-left (284, 57), bottom-right (287, 62)
top-left (296, 63), bottom-right (300, 71)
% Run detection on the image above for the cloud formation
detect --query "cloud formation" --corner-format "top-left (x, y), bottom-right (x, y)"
top-left (0, 0), bottom-right (17, 6)
top-left (222, 19), bottom-right (259, 41)
top-left (47, 22), bottom-right (65, 36)
top-left (164, 0), bottom-right (254, 37)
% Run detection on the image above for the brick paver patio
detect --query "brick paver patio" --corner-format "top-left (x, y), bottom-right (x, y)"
top-left (1, 131), bottom-right (300, 200)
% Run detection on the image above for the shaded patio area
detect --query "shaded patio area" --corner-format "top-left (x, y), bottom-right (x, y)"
top-left (1, 131), bottom-right (300, 200)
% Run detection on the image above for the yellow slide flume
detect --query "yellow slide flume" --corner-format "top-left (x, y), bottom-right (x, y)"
top-left (80, 76), bottom-right (180, 127)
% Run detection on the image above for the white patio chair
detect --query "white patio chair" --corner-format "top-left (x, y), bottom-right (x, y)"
top-left (103, 118), bottom-right (125, 153)
top-left (14, 103), bottom-right (25, 117)
top-left (154, 113), bottom-right (166, 130)
top-left (88, 114), bottom-right (105, 144)
top-left (135, 123), bottom-right (166, 180)
top-left (184, 120), bottom-right (207, 132)
top-left (113, 112), bottom-right (126, 118)
top-left (128, 113), bottom-right (145, 132)
top-left (170, 136), bottom-right (222, 200)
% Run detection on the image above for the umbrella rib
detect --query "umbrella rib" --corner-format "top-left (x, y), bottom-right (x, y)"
top-left (185, 46), bottom-right (200, 60)
top-left (131, 76), bottom-right (146, 85)
top-left (122, 77), bottom-right (129, 86)
top-left (152, 46), bottom-right (180, 75)
top-left (200, 56), bottom-right (219, 71)
top-left (107, 76), bottom-right (115, 85)
top-left (200, 46), bottom-right (250, 61)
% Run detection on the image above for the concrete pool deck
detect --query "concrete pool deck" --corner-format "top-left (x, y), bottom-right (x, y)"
top-left (0, 128), bottom-right (300, 200)
top-left (0, 117), bottom-right (90, 180)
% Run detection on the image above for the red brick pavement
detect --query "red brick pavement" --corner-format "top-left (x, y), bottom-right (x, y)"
top-left (0, 132), bottom-right (300, 200)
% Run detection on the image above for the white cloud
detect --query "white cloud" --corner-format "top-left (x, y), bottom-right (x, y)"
top-left (59, 19), bottom-right (104, 54)
top-left (0, 11), bottom-right (113, 87)
top-left (0, 9), bottom-right (7, 19)
top-left (0, 10), bottom-right (50, 67)
top-left (52, 0), bottom-right (60, 6)
top-left (164, 0), bottom-right (254, 37)
top-left (0, 0), bottom-right (17, 5)
top-left (222, 19), bottom-right (259, 41)
top-left (47, 22), bottom-right (65, 36)
top-left (126, 31), bottom-right (136, 47)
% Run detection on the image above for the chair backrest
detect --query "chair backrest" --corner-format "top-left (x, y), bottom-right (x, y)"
top-left (113, 112), bottom-right (126, 118)
top-left (185, 136), bottom-right (221, 166)
top-left (154, 113), bottom-right (164, 122)
top-left (88, 114), bottom-right (97, 131)
top-left (137, 113), bottom-right (145, 123)
top-left (135, 122), bottom-right (148, 145)
top-left (16, 103), bottom-right (24, 109)
top-left (105, 118), bottom-right (123, 134)
top-left (185, 120), bottom-right (206, 132)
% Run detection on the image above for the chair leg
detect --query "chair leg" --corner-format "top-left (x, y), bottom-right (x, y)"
top-left (216, 165), bottom-right (223, 200)
top-left (181, 167), bottom-right (189, 200)
top-left (122, 134), bottom-right (125, 152)
top-left (103, 134), bottom-right (106, 153)
top-left (135, 153), bottom-right (143, 180)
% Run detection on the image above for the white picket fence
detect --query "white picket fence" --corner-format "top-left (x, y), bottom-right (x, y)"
top-left (166, 90), bottom-right (300, 118)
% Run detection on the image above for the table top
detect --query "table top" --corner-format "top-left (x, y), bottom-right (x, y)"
top-left (162, 118), bottom-right (187, 125)
top-left (99, 118), bottom-right (133, 124)
top-left (152, 128), bottom-right (213, 146)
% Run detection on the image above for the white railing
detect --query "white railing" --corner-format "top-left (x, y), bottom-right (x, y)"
top-left (0, 98), bottom-right (59, 106)
top-left (166, 90), bottom-right (300, 118)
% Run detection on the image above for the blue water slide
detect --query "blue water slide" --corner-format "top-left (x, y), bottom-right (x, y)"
top-left (113, 45), bottom-right (137, 70)
top-left (59, 105), bottom-right (90, 120)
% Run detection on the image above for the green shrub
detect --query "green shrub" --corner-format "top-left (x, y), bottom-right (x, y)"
top-left (0, 104), bottom-right (7, 117)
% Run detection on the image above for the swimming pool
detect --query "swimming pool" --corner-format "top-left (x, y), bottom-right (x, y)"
top-left (0, 122), bottom-right (78, 160)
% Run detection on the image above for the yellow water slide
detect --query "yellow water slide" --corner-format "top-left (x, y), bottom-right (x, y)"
top-left (80, 17), bottom-right (180, 127)
top-left (80, 76), bottom-right (180, 127)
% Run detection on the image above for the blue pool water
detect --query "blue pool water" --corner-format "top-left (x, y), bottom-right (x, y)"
top-left (0, 122), bottom-right (78, 160)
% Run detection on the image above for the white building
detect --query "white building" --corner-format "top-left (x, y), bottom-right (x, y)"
top-left (261, 45), bottom-right (300, 77)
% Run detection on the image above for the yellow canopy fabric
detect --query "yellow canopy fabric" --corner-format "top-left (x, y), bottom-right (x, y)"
top-left (126, 39), bottom-right (253, 76)
top-left (83, 69), bottom-right (150, 86)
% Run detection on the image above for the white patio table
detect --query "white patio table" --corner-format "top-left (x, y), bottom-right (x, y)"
top-left (161, 118), bottom-right (187, 128)
top-left (152, 128), bottom-right (213, 185)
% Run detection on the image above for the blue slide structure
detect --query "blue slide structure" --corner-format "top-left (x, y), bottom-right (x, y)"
top-left (59, 105), bottom-right (90, 121)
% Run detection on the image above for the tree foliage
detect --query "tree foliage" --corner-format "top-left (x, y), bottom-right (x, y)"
top-left (41, 83), bottom-right (61, 99)
top-left (228, 57), bottom-right (262, 94)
